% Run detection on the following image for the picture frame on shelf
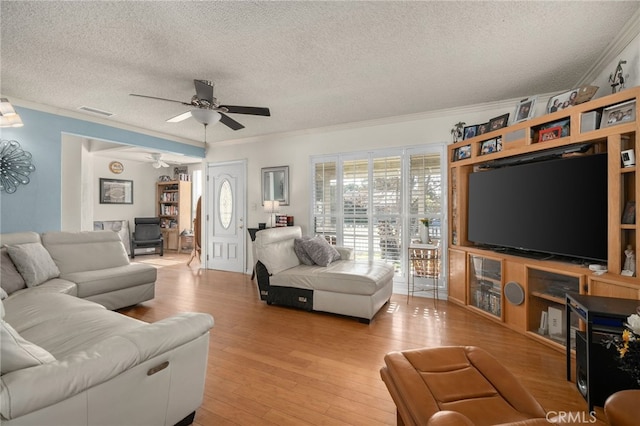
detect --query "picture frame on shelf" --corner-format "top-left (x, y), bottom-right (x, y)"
top-left (538, 126), bottom-right (563, 142)
top-left (455, 145), bottom-right (471, 161)
top-left (463, 125), bottom-right (478, 140)
top-left (600, 99), bottom-right (636, 128)
top-left (546, 85), bottom-right (598, 113)
top-left (489, 113), bottom-right (509, 131)
top-left (480, 137), bottom-right (500, 155)
top-left (513, 97), bottom-right (536, 123)
top-left (622, 201), bottom-right (635, 225)
top-left (539, 118), bottom-right (570, 138)
top-left (99, 178), bottom-right (133, 204)
top-left (477, 122), bottom-right (489, 135)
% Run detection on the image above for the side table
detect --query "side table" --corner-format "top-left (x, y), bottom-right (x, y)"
top-left (565, 293), bottom-right (640, 411)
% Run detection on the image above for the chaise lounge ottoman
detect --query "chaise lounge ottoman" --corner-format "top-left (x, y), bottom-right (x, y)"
top-left (254, 226), bottom-right (394, 323)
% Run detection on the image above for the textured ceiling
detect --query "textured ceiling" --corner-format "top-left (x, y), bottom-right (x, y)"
top-left (2, 1), bottom-right (640, 152)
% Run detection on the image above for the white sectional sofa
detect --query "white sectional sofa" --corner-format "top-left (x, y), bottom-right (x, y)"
top-left (0, 230), bottom-right (214, 425)
top-left (1, 231), bottom-right (156, 310)
top-left (254, 226), bottom-right (394, 323)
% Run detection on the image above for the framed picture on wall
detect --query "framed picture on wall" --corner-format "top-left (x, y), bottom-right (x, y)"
top-left (99, 178), bottom-right (133, 204)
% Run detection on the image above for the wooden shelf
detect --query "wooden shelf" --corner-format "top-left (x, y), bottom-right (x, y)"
top-left (448, 86), bottom-right (640, 353)
top-left (157, 180), bottom-right (192, 251)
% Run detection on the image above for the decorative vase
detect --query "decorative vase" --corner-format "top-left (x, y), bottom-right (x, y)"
top-left (420, 226), bottom-right (429, 244)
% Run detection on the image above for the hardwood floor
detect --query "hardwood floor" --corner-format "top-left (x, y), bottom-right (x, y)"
top-left (121, 253), bottom-right (594, 425)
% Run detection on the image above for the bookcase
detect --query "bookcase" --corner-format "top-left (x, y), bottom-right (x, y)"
top-left (447, 86), bottom-right (640, 352)
top-left (156, 180), bottom-right (192, 251)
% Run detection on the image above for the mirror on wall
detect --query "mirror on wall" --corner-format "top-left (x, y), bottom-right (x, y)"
top-left (262, 166), bottom-right (289, 206)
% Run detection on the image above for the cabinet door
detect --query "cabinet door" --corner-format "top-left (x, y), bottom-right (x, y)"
top-left (448, 248), bottom-right (466, 305)
top-left (589, 279), bottom-right (640, 299)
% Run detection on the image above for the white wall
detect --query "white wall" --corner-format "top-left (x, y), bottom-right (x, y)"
top-left (91, 156), bottom-right (158, 228)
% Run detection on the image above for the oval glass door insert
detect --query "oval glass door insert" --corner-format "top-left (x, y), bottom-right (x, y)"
top-left (219, 179), bottom-right (233, 229)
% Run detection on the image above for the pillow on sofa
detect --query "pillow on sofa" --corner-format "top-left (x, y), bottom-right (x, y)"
top-left (301, 236), bottom-right (341, 267)
top-left (6, 243), bottom-right (60, 287)
top-left (1, 318), bottom-right (56, 374)
top-left (294, 237), bottom-right (315, 265)
top-left (1, 247), bottom-right (27, 295)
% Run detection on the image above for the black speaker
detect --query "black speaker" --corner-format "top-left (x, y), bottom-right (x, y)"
top-left (575, 331), bottom-right (638, 408)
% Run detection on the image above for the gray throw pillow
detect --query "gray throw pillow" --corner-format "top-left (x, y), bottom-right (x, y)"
top-left (294, 236), bottom-right (315, 265)
top-left (301, 236), bottom-right (341, 267)
top-left (6, 243), bottom-right (60, 287)
top-left (1, 247), bottom-right (27, 295)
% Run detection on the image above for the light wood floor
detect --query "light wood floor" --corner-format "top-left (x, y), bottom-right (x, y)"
top-left (120, 253), bottom-right (595, 425)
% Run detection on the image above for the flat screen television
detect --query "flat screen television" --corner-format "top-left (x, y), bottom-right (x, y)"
top-left (467, 153), bottom-right (608, 262)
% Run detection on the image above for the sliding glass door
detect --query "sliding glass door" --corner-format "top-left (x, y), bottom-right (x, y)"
top-left (311, 144), bottom-right (446, 291)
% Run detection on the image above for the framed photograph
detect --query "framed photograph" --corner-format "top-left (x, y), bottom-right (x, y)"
top-left (538, 126), bottom-right (563, 142)
top-left (99, 178), bottom-right (133, 204)
top-left (546, 85), bottom-right (597, 114)
top-left (456, 145), bottom-right (471, 160)
top-left (480, 138), bottom-right (499, 155)
top-left (513, 97), bottom-right (536, 123)
top-left (477, 122), bottom-right (489, 135)
top-left (463, 125), bottom-right (478, 140)
top-left (601, 99), bottom-right (636, 128)
top-left (622, 201), bottom-right (636, 224)
top-left (488, 113), bottom-right (509, 131)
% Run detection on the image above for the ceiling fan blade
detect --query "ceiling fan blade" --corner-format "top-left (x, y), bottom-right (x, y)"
top-left (194, 79), bottom-right (214, 104)
top-left (220, 105), bottom-right (271, 116)
top-left (129, 93), bottom-right (191, 106)
top-left (167, 111), bottom-right (192, 123)
top-left (219, 112), bottom-right (245, 131)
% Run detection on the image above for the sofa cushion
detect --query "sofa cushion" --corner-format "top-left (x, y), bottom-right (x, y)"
top-left (63, 264), bottom-right (157, 298)
top-left (1, 247), bottom-right (27, 295)
top-left (6, 243), bottom-right (60, 287)
top-left (301, 236), bottom-right (341, 267)
top-left (42, 231), bottom-right (130, 275)
top-left (294, 237), bottom-right (315, 265)
top-left (270, 260), bottom-right (394, 295)
top-left (3, 292), bottom-right (145, 359)
top-left (1, 318), bottom-right (55, 374)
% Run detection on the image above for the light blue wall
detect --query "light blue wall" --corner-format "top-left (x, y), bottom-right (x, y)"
top-left (0, 107), bottom-right (204, 233)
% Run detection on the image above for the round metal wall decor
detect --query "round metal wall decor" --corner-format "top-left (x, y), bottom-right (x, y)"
top-left (109, 161), bottom-right (124, 174)
top-left (0, 139), bottom-right (36, 194)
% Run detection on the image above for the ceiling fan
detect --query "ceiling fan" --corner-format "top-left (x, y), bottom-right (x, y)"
top-left (130, 79), bottom-right (270, 131)
top-left (148, 153), bottom-right (170, 169)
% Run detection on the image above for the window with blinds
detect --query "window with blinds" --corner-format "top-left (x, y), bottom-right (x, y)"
top-left (312, 147), bottom-right (443, 277)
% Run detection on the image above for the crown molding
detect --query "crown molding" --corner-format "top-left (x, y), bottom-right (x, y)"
top-left (576, 8), bottom-right (640, 86)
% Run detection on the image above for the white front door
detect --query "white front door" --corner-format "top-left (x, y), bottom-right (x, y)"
top-left (206, 160), bottom-right (246, 273)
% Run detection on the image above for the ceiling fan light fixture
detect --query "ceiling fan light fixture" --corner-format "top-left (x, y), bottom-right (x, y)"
top-left (191, 109), bottom-right (221, 126)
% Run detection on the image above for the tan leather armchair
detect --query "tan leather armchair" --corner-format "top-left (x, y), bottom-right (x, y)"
top-left (380, 346), bottom-right (549, 426)
top-left (604, 389), bottom-right (640, 426)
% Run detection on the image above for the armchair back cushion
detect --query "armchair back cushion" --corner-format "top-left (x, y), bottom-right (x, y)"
top-left (255, 226), bottom-right (302, 275)
top-left (133, 217), bottom-right (163, 243)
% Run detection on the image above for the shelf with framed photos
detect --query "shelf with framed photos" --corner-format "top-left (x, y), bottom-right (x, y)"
top-left (156, 180), bottom-right (192, 251)
top-left (447, 86), bottom-right (640, 352)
